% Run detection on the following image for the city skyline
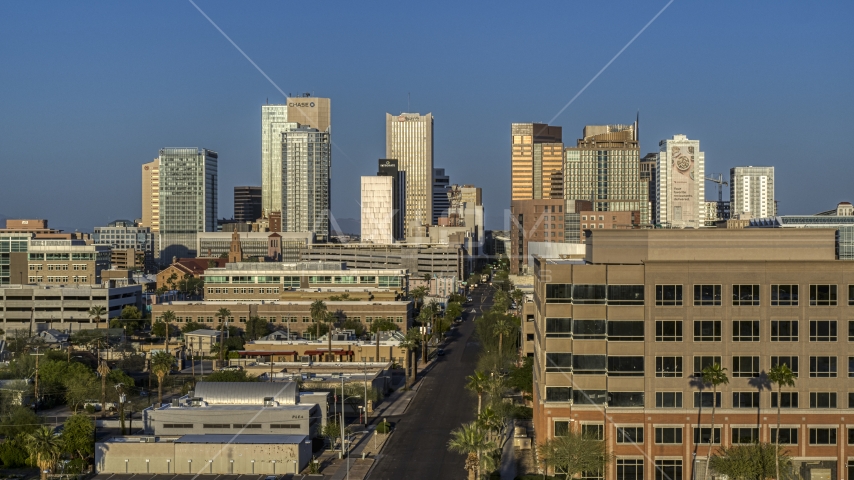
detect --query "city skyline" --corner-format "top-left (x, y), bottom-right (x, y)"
top-left (1, 2), bottom-right (853, 233)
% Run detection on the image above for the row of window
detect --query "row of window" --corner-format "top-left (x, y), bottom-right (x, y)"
top-left (170, 315), bottom-right (406, 324)
top-left (207, 287), bottom-right (281, 295)
top-left (543, 283), bottom-right (854, 306)
top-left (545, 387), bottom-right (849, 409)
top-left (655, 319), bottom-right (846, 342)
top-left (161, 423), bottom-right (300, 429)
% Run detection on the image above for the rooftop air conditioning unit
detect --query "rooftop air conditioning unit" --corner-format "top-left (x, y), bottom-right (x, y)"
top-left (141, 436), bottom-right (156, 443)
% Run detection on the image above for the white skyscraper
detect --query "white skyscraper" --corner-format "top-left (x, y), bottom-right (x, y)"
top-left (655, 134), bottom-right (705, 228)
top-left (361, 176), bottom-right (394, 244)
top-left (386, 112), bottom-right (434, 237)
top-left (730, 166), bottom-right (775, 219)
top-left (157, 148), bottom-right (218, 261)
top-left (261, 97), bottom-right (331, 217)
top-left (282, 125), bottom-right (330, 242)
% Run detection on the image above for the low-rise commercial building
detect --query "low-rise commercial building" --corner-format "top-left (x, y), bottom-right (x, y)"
top-left (301, 243), bottom-right (467, 279)
top-left (93, 220), bottom-right (155, 271)
top-left (0, 284), bottom-right (143, 329)
top-left (532, 228), bottom-right (854, 479)
top-left (196, 231), bottom-right (312, 261)
top-left (27, 239), bottom-right (111, 285)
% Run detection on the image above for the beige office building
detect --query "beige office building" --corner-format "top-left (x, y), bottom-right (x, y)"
top-left (141, 159), bottom-right (159, 232)
top-left (27, 239), bottom-right (111, 285)
top-left (386, 112), bottom-right (433, 237)
top-left (510, 123), bottom-right (563, 201)
top-left (532, 229), bottom-right (854, 480)
top-left (262, 97), bottom-right (331, 218)
top-left (361, 176), bottom-right (395, 244)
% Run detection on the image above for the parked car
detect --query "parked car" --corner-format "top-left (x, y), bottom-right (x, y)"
top-left (437, 348), bottom-right (445, 356)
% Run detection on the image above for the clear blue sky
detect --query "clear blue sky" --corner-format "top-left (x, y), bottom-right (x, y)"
top-left (1, 1), bottom-right (852, 232)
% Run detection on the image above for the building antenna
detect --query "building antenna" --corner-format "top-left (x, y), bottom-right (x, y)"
top-left (408, 92), bottom-right (410, 112)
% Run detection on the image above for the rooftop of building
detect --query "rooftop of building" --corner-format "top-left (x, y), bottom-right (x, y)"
top-left (156, 300), bottom-right (409, 307)
top-left (198, 231), bottom-right (312, 240)
top-left (183, 329), bottom-right (221, 337)
top-left (206, 262), bottom-right (406, 275)
top-left (165, 258), bottom-right (228, 276)
top-left (98, 434), bottom-right (309, 445)
top-left (189, 381), bottom-right (299, 405)
top-left (0, 284), bottom-right (142, 292)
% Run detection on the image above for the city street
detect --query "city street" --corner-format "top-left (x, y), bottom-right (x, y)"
top-left (368, 285), bottom-right (493, 480)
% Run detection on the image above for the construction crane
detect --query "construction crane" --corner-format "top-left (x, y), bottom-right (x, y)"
top-left (705, 174), bottom-right (728, 202)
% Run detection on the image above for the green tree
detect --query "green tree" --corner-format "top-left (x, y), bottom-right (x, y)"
top-left (63, 363), bottom-right (99, 413)
top-left (768, 363), bottom-right (797, 480)
top-left (370, 318), bottom-right (398, 362)
top-left (466, 371), bottom-right (490, 415)
top-left (341, 317), bottom-right (365, 337)
top-left (160, 310), bottom-right (176, 353)
top-left (403, 329), bottom-right (421, 386)
top-left (150, 351), bottom-right (174, 405)
top-left (709, 443), bottom-right (792, 480)
top-left (204, 370), bottom-right (259, 382)
top-left (398, 329), bottom-right (418, 388)
top-left (60, 414), bottom-right (95, 460)
top-left (120, 306), bottom-right (142, 319)
top-left (492, 315), bottom-right (516, 356)
top-left (492, 290), bottom-right (510, 313)
top-left (181, 321), bottom-right (206, 334)
top-left (408, 286), bottom-right (428, 309)
top-left (87, 306), bottom-right (106, 323)
top-left (0, 437), bottom-right (28, 468)
top-left (448, 421), bottom-right (494, 480)
top-left (321, 419), bottom-right (345, 450)
top-left (701, 363), bottom-right (730, 480)
top-left (0, 406), bottom-right (41, 438)
top-left (538, 430), bottom-right (614, 479)
top-left (22, 426), bottom-right (62, 480)
top-left (309, 300), bottom-right (328, 353)
top-left (106, 369), bottom-right (135, 434)
top-left (323, 312), bottom-right (338, 361)
top-left (304, 322), bottom-right (329, 340)
top-left (245, 316), bottom-right (270, 341)
top-left (510, 289), bottom-right (524, 310)
top-left (177, 274), bottom-right (204, 297)
top-left (216, 307), bottom-right (231, 368)
top-left (446, 301), bottom-right (463, 321)
top-left (508, 357), bottom-right (533, 397)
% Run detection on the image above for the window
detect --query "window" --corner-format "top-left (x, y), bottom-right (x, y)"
top-left (770, 356), bottom-right (799, 375)
top-left (582, 424), bottom-right (604, 440)
top-left (655, 392), bottom-right (683, 408)
top-left (203, 424), bottom-right (229, 429)
top-left (810, 392), bottom-right (837, 408)
top-left (656, 321), bottom-right (682, 341)
top-left (732, 284), bottom-right (760, 306)
top-left (732, 320), bottom-right (759, 341)
top-left (693, 392), bottom-right (722, 408)
top-left (772, 428), bottom-right (798, 444)
top-left (733, 356), bottom-right (759, 377)
top-left (545, 353), bottom-right (572, 372)
top-left (693, 356), bottom-right (722, 376)
top-left (545, 387), bottom-right (571, 402)
top-left (809, 428), bottom-right (837, 445)
top-left (545, 284), bottom-right (572, 303)
top-left (732, 428), bottom-right (759, 444)
top-left (771, 320), bottom-right (798, 341)
top-left (850, 358), bottom-right (854, 378)
top-left (573, 355), bottom-right (606, 375)
top-left (849, 321), bottom-right (854, 341)
top-left (608, 321), bottom-right (644, 341)
top-left (810, 320), bottom-right (837, 341)
top-left (608, 392), bottom-right (644, 407)
top-left (810, 356), bottom-right (837, 377)
top-left (163, 423), bottom-right (193, 428)
top-left (616, 427), bottom-right (644, 444)
top-left (654, 428), bottom-right (683, 444)
top-left (608, 285), bottom-right (644, 305)
top-left (850, 285), bottom-right (854, 305)
top-left (573, 285), bottom-right (606, 304)
top-left (655, 285), bottom-right (682, 306)
top-left (608, 357), bottom-right (644, 376)
top-left (732, 392), bottom-right (759, 408)
top-left (693, 321), bottom-right (721, 341)
top-left (694, 285), bottom-right (721, 306)
top-left (545, 318), bottom-right (572, 337)
top-left (693, 427), bottom-right (721, 444)
top-left (233, 424), bottom-right (261, 429)
top-left (573, 320), bottom-right (606, 339)
top-left (810, 285), bottom-right (837, 306)
top-left (270, 424), bottom-right (300, 429)
top-left (616, 459), bottom-right (643, 480)
top-left (771, 392), bottom-right (799, 408)
top-left (656, 357), bottom-right (683, 378)
top-left (654, 460), bottom-right (682, 480)
top-left (554, 421), bottom-right (570, 437)
top-left (771, 285), bottom-right (798, 306)
top-left (574, 389), bottom-right (607, 405)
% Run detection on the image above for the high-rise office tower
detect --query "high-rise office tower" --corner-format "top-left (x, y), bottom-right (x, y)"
top-left (386, 112), bottom-right (434, 237)
top-left (361, 176), bottom-right (394, 244)
top-left (433, 168), bottom-right (450, 224)
top-left (282, 125), bottom-right (330, 242)
top-left (157, 148), bottom-right (218, 261)
top-left (730, 166), bottom-right (775, 219)
top-left (655, 134), bottom-right (705, 228)
top-left (234, 186), bottom-right (262, 223)
top-left (378, 159), bottom-right (405, 240)
top-left (141, 159), bottom-right (159, 232)
top-left (564, 124), bottom-right (650, 228)
top-left (640, 153), bottom-right (658, 219)
top-left (510, 123), bottom-right (563, 200)
top-left (261, 96), bottom-right (331, 217)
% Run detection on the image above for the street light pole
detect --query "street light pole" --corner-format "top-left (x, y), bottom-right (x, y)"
top-left (340, 375), bottom-right (349, 480)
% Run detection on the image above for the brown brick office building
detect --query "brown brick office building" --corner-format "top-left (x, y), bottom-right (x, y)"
top-left (532, 229), bottom-right (854, 480)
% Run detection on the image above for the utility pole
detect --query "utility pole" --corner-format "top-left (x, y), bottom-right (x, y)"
top-left (30, 347), bottom-right (44, 412)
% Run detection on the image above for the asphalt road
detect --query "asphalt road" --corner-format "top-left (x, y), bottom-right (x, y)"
top-left (368, 285), bottom-right (493, 480)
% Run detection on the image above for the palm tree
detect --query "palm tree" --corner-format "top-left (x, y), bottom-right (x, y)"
top-left (88, 305), bottom-right (106, 324)
top-left (448, 422), bottom-right (494, 480)
top-left (768, 363), bottom-right (796, 480)
top-left (701, 363), bottom-right (729, 480)
top-left (215, 307), bottom-right (231, 368)
top-left (324, 312), bottom-right (338, 362)
top-left (510, 289), bottom-right (524, 310)
top-left (23, 426), bottom-right (61, 480)
top-left (97, 360), bottom-right (110, 419)
top-left (150, 351), bottom-right (174, 405)
top-left (409, 286), bottom-right (428, 310)
top-left (466, 371), bottom-right (489, 415)
top-left (399, 330), bottom-right (419, 388)
top-left (160, 310), bottom-right (176, 353)
top-left (417, 308), bottom-right (433, 364)
top-left (492, 316), bottom-right (515, 356)
top-left (309, 299), bottom-right (328, 355)
top-left (404, 329), bottom-right (421, 386)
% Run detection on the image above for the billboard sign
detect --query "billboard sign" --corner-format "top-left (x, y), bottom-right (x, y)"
top-left (670, 144), bottom-right (696, 225)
